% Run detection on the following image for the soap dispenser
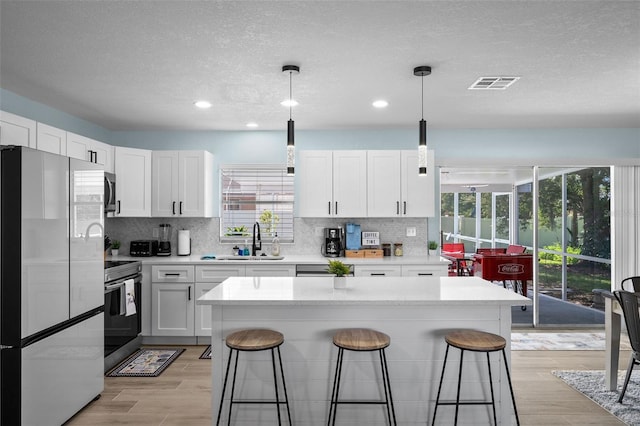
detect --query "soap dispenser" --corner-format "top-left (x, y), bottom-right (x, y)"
top-left (271, 233), bottom-right (281, 256)
top-left (242, 239), bottom-right (250, 256)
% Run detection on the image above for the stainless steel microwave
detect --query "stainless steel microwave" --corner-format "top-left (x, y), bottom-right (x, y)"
top-left (104, 172), bottom-right (116, 212)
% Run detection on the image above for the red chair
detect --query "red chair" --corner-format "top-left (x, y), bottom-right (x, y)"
top-left (506, 244), bottom-right (526, 254)
top-left (475, 248), bottom-right (507, 255)
top-left (442, 243), bottom-right (469, 276)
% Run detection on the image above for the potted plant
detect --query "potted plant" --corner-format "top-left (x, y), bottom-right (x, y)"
top-left (428, 240), bottom-right (438, 256)
top-left (111, 240), bottom-right (121, 257)
top-left (328, 260), bottom-right (351, 288)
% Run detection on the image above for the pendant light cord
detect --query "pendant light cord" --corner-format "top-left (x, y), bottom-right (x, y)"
top-left (289, 71), bottom-right (293, 120)
top-left (421, 74), bottom-right (424, 120)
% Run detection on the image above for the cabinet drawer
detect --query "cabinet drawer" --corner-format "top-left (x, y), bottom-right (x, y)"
top-left (401, 265), bottom-right (448, 277)
top-left (151, 265), bottom-right (195, 282)
top-left (196, 265), bottom-right (246, 282)
top-left (245, 265), bottom-right (295, 277)
top-left (354, 265), bottom-right (402, 277)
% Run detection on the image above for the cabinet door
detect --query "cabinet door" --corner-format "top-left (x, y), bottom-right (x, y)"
top-left (151, 151), bottom-right (180, 217)
top-left (195, 265), bottom-right (245, 336)
top-left (36, 123), bottom-right (66, 155)
top-left (367, 150), bottom-right (401, 217)
top-left (333, 151), bottom-right (367, 217)
top-left (151, 283), bottom-right (194, 336)
top-left (298, 151), bottom-right (333, 217)
top-left (92, 139), bottom-right (114, 173)
top-left (66, 132), bottom-right (93, 162)
top-left (114, 146), bottom-right (151, 217)
top-left (0, 111), bottom-right (36, 148)
top-left (401, 265), bottom-right (447, 277)
top-left (178, 151), bottom-right (212, 217)
top-left (401, 150), bottom-right (435, 217)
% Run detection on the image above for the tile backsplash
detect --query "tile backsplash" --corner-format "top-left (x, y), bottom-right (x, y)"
top-left (106, 217), bottom-right (432, 257)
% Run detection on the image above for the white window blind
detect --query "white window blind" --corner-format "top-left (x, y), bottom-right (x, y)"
top-left (220, 165), bottom-right (294, 242)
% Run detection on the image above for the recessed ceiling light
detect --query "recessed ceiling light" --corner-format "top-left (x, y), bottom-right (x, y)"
top-left (246, 122), bottom-right (258, 128)
top-left (194, 100), bottom-right (212, 108)
top-left (280, 99), bottom-right (298, 107)
top-left (372, 100), bottom-right (389, 108)
top-left (468, 77), bottom-right (520, 90)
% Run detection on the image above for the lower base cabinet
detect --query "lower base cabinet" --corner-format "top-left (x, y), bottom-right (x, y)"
top-left (195, 265), bottom-right (246, 336)
top-left (151, 283), bottom-right (194, 336)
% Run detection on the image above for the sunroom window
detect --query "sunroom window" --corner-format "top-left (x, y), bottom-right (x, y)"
top-left (220, 165), bottom-right (294, 243)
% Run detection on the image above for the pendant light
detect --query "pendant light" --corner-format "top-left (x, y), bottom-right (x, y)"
top-left (414, 65), bottom-right (431, 175)
top-left (282, 64), bottom-right (300, 176)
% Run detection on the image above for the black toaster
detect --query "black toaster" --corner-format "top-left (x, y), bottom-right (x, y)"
top-left (129, 240), bottom-right (158, 257)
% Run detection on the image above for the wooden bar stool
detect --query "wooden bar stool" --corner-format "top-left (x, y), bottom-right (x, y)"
top-left (432, 329), bottom-right (519, 426)
top-left (328, 328), bottom-right (397, 425)
top-left (216, 329), bottom-right (292, 426)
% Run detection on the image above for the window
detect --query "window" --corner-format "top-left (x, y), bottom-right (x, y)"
top-left (220, 165), bottom-right (294, 242)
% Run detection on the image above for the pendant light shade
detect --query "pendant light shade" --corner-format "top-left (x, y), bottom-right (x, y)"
top-left (414, 66), bottom-right (431, 176)
top-left (283, 65), bottom-right (300, 176)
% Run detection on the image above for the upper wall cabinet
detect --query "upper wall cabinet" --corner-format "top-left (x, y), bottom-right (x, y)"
top-left (114, 146), bottom-right (152, 217)
top-left (298, 150), bottom-right (367, 218)
top-left (0, 110), bottom-right (36, 148)
top-left (36, 123), bottom-right (67, 156)
top-left (368, 150), bottom-right (435, 217)
top-left (151, 150), bottom-right (214, 217)
top-left (67, 132), bottom-right (114, 173)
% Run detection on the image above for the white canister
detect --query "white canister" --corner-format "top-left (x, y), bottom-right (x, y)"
top-left (178, 230), bottom-right (191, 256)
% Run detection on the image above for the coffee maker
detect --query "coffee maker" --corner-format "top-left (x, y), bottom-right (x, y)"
top-left (157, 223), bottom-right (172, 256)
top-left (322, 228), bottom-right (344, 257)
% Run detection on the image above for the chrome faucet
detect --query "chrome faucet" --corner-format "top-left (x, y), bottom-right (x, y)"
top-left (252, 222), bottom-right (262, 256)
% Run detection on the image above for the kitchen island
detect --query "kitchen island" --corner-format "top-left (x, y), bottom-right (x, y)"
top-left (198, 276), bottom-right (530, 425)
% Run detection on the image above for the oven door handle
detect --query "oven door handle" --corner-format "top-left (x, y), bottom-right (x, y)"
top-left (105, 282), bottom-right (125, 293)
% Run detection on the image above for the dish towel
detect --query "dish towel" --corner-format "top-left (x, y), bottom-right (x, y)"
top-left (124, 278), bottom-right (136, 316)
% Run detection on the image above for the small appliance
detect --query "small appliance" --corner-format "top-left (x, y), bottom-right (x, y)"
top-left (157, 223), bottom-right (172, 256)
top-left (322, 227), bottom-right (344, 257)
top-left (129, 240), bottom-right (158, 257)
top-left (345, 223), bottom-right (362, 250)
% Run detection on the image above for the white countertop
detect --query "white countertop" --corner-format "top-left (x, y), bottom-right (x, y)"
top-left (109, 254), bottom-right (450, 266)
top-left (197, 276), bottom-right (532, 306)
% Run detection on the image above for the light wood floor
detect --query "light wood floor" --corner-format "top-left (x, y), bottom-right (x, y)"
top-left (66, 344), bottom-right (630, 425)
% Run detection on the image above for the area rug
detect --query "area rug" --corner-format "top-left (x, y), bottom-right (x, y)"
top-left (107, 348), bottom-right (185, 377)
top-left (554, 370), bottom-right (640, 425)
top-left (511, 332), bottom-right (631, 351)
top-left (199, 345), bottom-right (212, 359)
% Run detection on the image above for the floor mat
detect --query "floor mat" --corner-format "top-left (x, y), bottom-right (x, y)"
top-left (554, 370), bottom-right (640, 425)
top-left (199, 345), bottom-right (212, 359)
top-left (511, 332), bottom-right (631, 350)
top-left (106, 348), bottom-right (185, 377)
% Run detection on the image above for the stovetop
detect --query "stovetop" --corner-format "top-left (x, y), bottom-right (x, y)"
top-left (104, 260), bottom-right (142, 284)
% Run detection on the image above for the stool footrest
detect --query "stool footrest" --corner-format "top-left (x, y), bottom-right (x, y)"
top-left (230, 400), bottom-right (288, 404)
top-left (333, 400), bottom-right (390, 405)
top-left (435, 400), bottom-right (495, 406)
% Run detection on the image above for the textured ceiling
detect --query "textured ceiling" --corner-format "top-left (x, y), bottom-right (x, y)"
top-left (1, 0), bottom-right (639, 131)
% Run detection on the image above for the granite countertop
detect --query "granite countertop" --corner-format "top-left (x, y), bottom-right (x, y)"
top-left (197, 276), bottom-right (532, 306)
top-left (108, 254), bottom-right (450, 266)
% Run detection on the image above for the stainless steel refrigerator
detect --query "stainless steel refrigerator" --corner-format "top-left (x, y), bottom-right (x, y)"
top-left (1, 146), bottom-right (104, 425)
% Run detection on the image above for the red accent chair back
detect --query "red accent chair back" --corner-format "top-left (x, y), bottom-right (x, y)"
top-left (442, 243), bottom-right (465, 254)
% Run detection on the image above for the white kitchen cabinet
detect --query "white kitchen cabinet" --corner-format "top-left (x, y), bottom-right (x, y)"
top-left (36, 122), bottom-right (66, 155)
top-left (298, 150), bottom-right (367, 217)
top-left (401, 264), bottom-right (448, 277)
top-left (151, 150), bottom-right (214, 217)
top-left (114, 146), bottom-right (151, 217)
top-left (151, 265), bottom-right (195, 336)
top-left (367, 150), bottom-right (435, 217)
top-left (245, 265), bottom-right (295, 277)
top-left (354, 265), bottom-right (402, 277)
top-left (195, 265), bottom-right (245, 336)
top-left (67, 132), bottom-right (114, 173)
top-left (0, 110), bottom-right (36, 148)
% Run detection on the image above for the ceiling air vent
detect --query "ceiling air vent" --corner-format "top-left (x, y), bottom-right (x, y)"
top-left (468, 77), bottom-right (520, 90)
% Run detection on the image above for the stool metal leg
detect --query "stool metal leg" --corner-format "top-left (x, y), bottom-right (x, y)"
top-left (380, 348), bottom-right (397, 426)
top-left (454, 348), bottom-right (465, 426)
top-left (329, 347), bottom-right (345, 426)
top-left (486, 352), bottom-right (497, 426)
top-left (227, 349), bottom-right (240, 426)
top-left (276, 346), bottom-right (292, 425)
top-left (431, 343), bottom-right (450, 426)
top-left (216, 347), bottom-right (235, 426)
top-left (270, 348), bottom-right (283, 425)
top-left (501, 348), bottom-right (520, 426)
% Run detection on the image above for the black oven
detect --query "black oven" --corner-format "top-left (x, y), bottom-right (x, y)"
top-left (104, 261), bottom-right (142, 359)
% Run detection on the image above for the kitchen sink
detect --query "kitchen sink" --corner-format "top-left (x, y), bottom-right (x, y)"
top-left (214, 255), bottom-right (285, 261)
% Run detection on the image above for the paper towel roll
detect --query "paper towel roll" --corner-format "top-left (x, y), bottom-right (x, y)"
top-left (178, 230), bottom-right (191, 256)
